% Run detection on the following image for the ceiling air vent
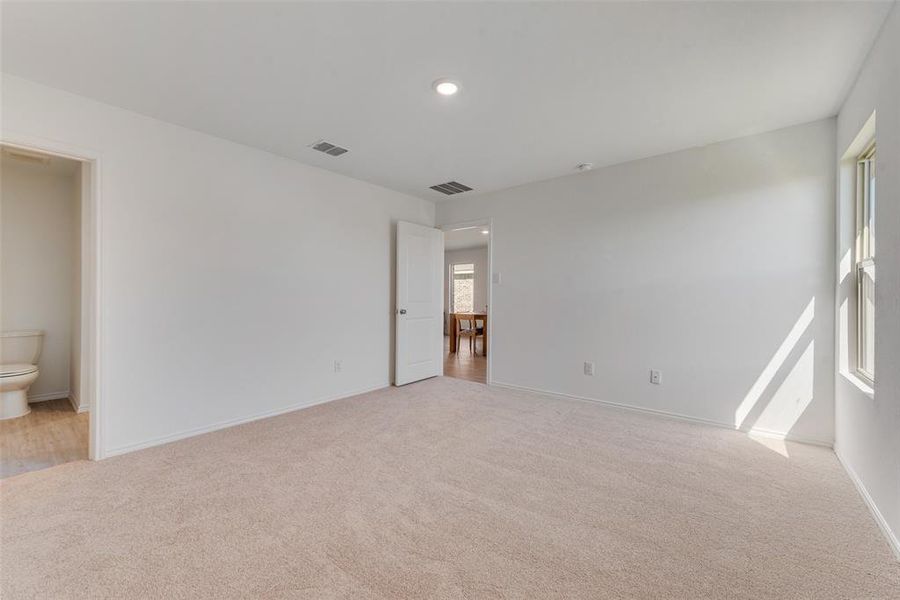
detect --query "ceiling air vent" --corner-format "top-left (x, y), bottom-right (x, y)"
top-left (429, 181), bottom-right (473, 196)
top-left (309, 140), bottom-right (349, 157)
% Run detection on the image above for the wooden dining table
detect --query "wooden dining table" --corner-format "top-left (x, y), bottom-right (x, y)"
top-left (448, 312), bottom-right (488, 356)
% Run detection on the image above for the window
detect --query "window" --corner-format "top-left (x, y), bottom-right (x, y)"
top-left (450, 263), bottom-right (475, 313)
top-left (856, 142), bottom-right (876, 383)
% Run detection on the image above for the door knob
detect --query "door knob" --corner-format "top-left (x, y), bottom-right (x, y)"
top-left (399, 309), bottom-right (407, 314)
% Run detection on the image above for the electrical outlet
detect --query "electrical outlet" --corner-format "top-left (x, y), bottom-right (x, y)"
top-left (334, 360), bottom-right (342, 373)
top-left (650, 369), bottom-right (661, 385)
top-left (584, 361), bottom-right (595, 376)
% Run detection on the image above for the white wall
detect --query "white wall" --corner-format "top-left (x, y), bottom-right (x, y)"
top-left (1, 157), bottom-right (79, 400)
top-left (1, 74), bottom-right (434, 455)
top-left (834, 4), bottom-right (900, 557)
top-left (444, 246), bottom-right (489, 329)
top-left (437, 119), bottom-right (836, 445)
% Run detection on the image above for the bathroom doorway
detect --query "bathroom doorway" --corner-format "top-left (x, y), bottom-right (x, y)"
top-left (0, 142), bottom-right (100, 476)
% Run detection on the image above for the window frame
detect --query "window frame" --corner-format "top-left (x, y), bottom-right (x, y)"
top-left (855, 141), bottom-right (876, 385)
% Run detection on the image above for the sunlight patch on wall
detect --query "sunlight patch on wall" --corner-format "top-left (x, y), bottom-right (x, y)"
top-left (751, 340), bottom-right (815, 437)
top-left (839, 248), bottom-right (852, 285)
top-left (734, 298), bottom-right (814, 428)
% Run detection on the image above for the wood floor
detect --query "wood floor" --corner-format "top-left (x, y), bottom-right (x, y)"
top-left (443, 335), bottom-right (486, 383)
top-left (0, 398), bottom-right (88, 479)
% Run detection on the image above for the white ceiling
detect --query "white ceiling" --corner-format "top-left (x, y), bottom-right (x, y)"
top-left (444, 226), bottom-right (489, 252)
top-left (1, 2), bottom-right (892, 201)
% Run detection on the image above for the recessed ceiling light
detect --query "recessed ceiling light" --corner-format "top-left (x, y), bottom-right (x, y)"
top-left (481, 229), bottom-right (489, 235)
top-left (433, 79), bottom-right (460, 96)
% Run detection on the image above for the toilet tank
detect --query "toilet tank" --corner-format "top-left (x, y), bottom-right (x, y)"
top-left (0, 330), bottom-right (44, 365)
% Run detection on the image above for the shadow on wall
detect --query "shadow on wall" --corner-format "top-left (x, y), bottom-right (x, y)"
top-left (734, 298), bottom-right (816, 456)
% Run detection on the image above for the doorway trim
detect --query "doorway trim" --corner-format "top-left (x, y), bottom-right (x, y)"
top-left (439, 218), bottom-right (494, 385)
top-left (0, 132), bottom-right (104, 460)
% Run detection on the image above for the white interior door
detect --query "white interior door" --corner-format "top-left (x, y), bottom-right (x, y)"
top-left (395, 221), bottom-right (443, 385)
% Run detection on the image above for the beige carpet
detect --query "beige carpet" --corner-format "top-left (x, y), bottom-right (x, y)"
top-left (2, 377), bottom-right (898, 599)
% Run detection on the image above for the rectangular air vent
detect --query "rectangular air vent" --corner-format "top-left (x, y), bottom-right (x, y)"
top-left (429, 181), bottom-right (473, 195)
top-left (310, 140), bottom-right (349, 157)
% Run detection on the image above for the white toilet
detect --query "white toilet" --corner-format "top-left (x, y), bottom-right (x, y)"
top-left (0, 330), bottom-right (44, 420)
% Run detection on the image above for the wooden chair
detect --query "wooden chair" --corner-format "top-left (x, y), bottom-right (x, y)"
top-left (456, 315), bottom-right (477, 356)
top-left (457, 316), bottom-right (485, 356)
top-left (473, 317), bottom-right (485, 355)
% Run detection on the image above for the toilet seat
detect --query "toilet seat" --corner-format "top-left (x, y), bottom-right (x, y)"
top-left (0, 364), bottom-right (38, 378)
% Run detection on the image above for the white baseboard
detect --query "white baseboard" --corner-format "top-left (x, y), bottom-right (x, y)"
top-left (489, 381), bottom-right (834, 448)
top-left (27, 390), bottom-right (70, 403)
top-left (104, 381), bottom-right (390, 458)
top-left (835, 447), bottom-right (900, 561)
top-left (67, 393), bottom-right (89, 414)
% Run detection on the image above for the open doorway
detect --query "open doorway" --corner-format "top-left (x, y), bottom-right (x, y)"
top-left (0, 145), bottom-right (94, 477)
top-left (441, 221), bottom-right (491, 384)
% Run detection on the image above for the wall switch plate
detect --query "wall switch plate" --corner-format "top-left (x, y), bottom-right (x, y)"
top-left (334, 360), bottom-right (342, 373)
top-left (584, 361), bottom-right (595, 376)
top-left (650, 369), bottom-right (661, 385)
top-left (492, 272), bottom-right (502, 285)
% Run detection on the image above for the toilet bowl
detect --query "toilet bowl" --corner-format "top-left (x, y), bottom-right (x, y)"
top-left (0, 330), bottom-right (44, 420)
top-left (0, 364), bottom-right (40, 419)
